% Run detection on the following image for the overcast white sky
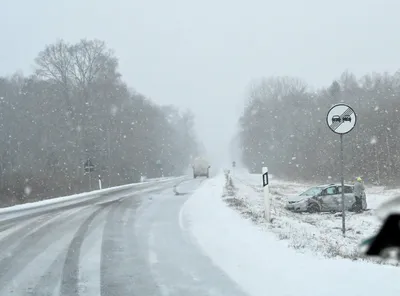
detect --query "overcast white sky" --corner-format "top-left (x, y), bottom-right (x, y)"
top-left (1, 0), bottom-right (399, 167)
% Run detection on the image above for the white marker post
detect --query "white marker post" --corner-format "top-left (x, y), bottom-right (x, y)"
top-left (262, 167), bottom-right (271, 222)
top-left (98, 175), bottom-right (102, 190)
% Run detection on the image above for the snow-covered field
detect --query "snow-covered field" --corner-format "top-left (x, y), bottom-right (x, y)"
top-left (229, 172), bottom-right (400, 263)
top-left (184, 175), bottom-right (400, 296)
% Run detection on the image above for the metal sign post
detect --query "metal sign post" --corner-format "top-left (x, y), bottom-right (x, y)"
top-left (326, 104), bottom-right (357, 236)
top-left (89, 173), bottom-right (92, 191)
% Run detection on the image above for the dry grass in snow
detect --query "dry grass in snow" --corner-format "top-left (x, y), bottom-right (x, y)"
top-left (222, 173), bottom-right (400, 265)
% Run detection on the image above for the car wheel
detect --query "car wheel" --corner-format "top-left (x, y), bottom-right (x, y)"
top-left (307, 203), bottom-right (320, 213)
top-left (351, 202), bottom-right (362, 213)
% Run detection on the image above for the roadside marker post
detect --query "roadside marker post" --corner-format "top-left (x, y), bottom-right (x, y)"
top-left (262, 167), bottom-right (271, 222)
top-left (98, 175), bottom-right (102, 190)
top-left (326, 103), bottom-right (357, 236)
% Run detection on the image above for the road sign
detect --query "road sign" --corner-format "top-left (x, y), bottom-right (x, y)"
top-left (326, 104), bottom-right (357, 135)
top-left (84, 159), bottom-right (94, 173)
top-left (262, 172), bottom-right (269, 187)
top-left (326, 103), bottom-right (357, 236)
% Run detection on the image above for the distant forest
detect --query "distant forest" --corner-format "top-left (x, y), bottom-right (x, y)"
top-left (0, 39), bottom-right (198, 206)
top-left (238, 73), bottom-right (400, 186)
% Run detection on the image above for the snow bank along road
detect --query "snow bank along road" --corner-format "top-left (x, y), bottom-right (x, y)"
top-left (0, 177), bottom-right (247, 296)
top-left (185, 175), bottom-right (400, 296)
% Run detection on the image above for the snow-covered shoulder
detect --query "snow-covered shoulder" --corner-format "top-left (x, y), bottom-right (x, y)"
top-left (184, 175), bottom-right (400, 296)
top-left (0, 176), bottom-right (184, 214)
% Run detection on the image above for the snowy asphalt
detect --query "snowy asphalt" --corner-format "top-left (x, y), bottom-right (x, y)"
top-left (0, 178), bottom-right (248, 296)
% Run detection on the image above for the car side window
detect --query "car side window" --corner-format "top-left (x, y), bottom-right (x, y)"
top-left (337, 186), bottom-right (353, 194)
top-left (345, 186), bottom-right (353, 193)
top-left (325, 187), bottom-right (336, 195)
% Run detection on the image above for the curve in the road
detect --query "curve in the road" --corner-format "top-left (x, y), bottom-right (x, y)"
top-left (0, 177), bottom-right (248, 296)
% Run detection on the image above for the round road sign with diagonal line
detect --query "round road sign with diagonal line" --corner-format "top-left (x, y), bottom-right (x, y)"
top-left (326, 103), bottom-right (357, 134)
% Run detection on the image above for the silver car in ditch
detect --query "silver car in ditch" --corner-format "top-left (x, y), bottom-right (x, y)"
top-left (285, 184), bottom-right (367, 213)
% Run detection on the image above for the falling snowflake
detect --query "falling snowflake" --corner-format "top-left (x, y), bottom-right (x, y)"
top-left (370, 136), bottom-right (377, 144)
top-left (111, 105), bottom-right (118, 116)
top-left (374, 106), bottom-right (379, 111)
top-left (292, 157), bottom-right (296, 160)
top-left (24, 186), bottom-right (32, 196)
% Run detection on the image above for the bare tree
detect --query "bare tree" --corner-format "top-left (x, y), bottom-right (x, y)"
top-left (0, 39), bottom-right (199, 207)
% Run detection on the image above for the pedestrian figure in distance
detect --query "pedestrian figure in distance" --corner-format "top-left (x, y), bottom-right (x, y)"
top-left (354, 177), bottom-right (365, 213)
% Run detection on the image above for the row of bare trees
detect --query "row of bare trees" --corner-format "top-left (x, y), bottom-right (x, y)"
top-left (0, 39), bottom-right (198, 206)
top-left (238, 72), bottom-right (400, 185)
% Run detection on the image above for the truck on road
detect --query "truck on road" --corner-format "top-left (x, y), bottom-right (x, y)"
top-left (192, 157), bottom-right (210, 178)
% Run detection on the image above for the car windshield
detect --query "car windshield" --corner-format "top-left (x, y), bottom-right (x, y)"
top-left (299, 187), bottom-right (323, 196)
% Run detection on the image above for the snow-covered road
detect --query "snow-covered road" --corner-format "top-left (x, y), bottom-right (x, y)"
top-left (0, 177), bottom-right (246, 296)
top-left (4, 172), bottom-right (400, 296)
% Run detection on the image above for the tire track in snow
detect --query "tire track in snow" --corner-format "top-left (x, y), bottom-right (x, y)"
top-left (29, 250), bottom-right (67, 296)
top-left (100, 200), bottom-right (133, 296)
top-left (0, 213), bottom-right (60, 255)
top-left (59, 206), bottom-right (109, 296)
top-left (100, 191), bottom-right (163, 296)
top-left (29, 207), bottom-right (107, 296)
top-left (0, 208), bottom-right (90, 289)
